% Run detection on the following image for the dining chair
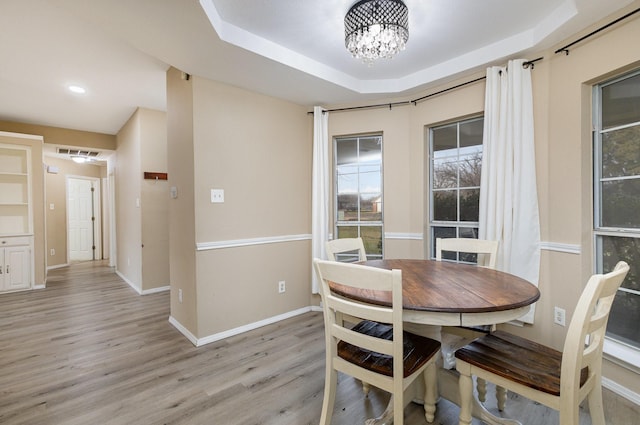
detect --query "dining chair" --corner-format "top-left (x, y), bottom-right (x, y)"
top-left (435, 237), bottom-right (498, 268)
top-left (435, 237), bottom-right (503, 408)
top-left (313, 258), bottom-right (441, 425)
top-left (455, 261), bottom-right (630, 425)
top-left (325, 237), bottom-right (367, 263)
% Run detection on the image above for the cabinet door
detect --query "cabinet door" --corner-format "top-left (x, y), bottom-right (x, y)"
top-left (4, 246), bottom-right (30, 290)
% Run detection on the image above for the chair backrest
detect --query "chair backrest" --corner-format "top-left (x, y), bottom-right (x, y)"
top-left (561, 261), bottom-right (629, 400)
top-left (435, 237), bottom-right (498, 269)
top-left (313, 258), bottom-right (404, 387)
top-left (325, 237), bottom-right (367, 263)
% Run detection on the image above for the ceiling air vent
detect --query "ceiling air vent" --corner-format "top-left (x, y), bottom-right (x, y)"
top-left (57, 148), bottom-right (101, 157)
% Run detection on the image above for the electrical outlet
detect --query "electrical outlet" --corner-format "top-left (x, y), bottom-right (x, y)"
top-left (554, 306), bottom-right (566, 326)
top-left (178, 289), bottom-right (183, 303)
top-left (50, 248), bottom-right (55, 256)
top-left (278, 281), bottom-right (286, 293)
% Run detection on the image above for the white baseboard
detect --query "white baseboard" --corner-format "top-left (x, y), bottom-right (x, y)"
top-left (141, 285), bottom-right (170, 295)
top-left (116, 270), bottom-right (141, 295)
top-left (602, 376), bottom-right (640, 406)
top-left (47, 263), bottom-right (69, 271)
top-left (169, 306), bottom-right (317, 347)
top-left (168, 315), bottom-right (198, 346)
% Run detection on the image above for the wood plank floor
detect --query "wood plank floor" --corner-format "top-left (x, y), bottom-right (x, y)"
top-left (0, 261), bottom-right (638, 424)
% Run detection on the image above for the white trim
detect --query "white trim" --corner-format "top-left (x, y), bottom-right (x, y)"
top-left (47, 263), bottom-right (70, 271)
top-left (602, 376), bottom-right (640, 406)
top-left (194, 307), bottom-right (313, 347)
top-left (539, 241), bottom-right (581, 254)
top-left (168, 316), bottom-right (198, 346)
top-left (116, 270), bottom-right (141, 295)
top-left (141, 285), bottom-right (170, 295)
top-left (32, 284), bottom-right (46, 290)
top-left (384, 232), bottom-right (423, 240)
top-left (604, 338), bottom-right (640, 372)
top-left (196, 234), bottom-right (311, 251)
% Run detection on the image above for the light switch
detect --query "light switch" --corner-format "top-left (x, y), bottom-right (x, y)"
top-left (211, 189), bottom-right (224, 203)
top-left (49, 203), bottom-right (55, 210)
top-left (170, 186), bottom-right (178, 199)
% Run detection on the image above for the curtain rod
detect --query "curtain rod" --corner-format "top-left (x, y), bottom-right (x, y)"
top-left (310, 57), bottom-right (543, 114)
top-left (555, 7), bottom-right (640, 55)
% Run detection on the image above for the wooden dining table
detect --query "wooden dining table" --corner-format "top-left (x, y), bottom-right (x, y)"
top-left (330, 259), bottom-right (540, 425)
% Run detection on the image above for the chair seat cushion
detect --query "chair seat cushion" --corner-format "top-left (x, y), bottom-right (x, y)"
top-left (337, 320), bottom-right (441, 378)
top-left (455, 330), bottom-right (588, 396)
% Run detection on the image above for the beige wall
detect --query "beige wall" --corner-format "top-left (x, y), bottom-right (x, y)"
top-left (167, 68), bottom-right (312, 339)
top-left (44, 157), bottom-right (104, 268)
top-left (325, 4), bottom-right (640, 395)
top-left (167, 67), bottom-right (198, 333)
top-left (140, 108), bottom-right (170, 291)
top-left (0, 120), bottom-right (116, 150)
top-left (115, 107), bottom-right (169, 293)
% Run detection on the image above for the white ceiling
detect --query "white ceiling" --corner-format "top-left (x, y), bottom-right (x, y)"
top-left (0, 0), bottom-right (635, 136)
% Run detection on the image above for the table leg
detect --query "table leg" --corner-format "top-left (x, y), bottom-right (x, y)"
top-left (438, 368), bottom-right (522, 425)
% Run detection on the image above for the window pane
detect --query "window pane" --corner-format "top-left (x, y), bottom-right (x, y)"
top-left (337, 194), bottom-right (358, 221)
top-left (433, 190), bottom-right (457, 221)
top-left (599, 236), bottom-right (640, 292)
top-left (458, 227), bottom-right (479, 239)
top-left (360, 194), bottom-right (382, 221)
top-left (337, 226), bottom-right (358, 239)
top-left (432, 125), bottom-right (457, 152)
top-left (359, 137), bottom-right (382, 163)
top-left (602, 73), bottom-right (640, 130)
top-left (459, 150), bottom-right (482, 187)
top-left (460, 189), bottom-right (480, 222)
top-left (601, 126), bottom-right (640, 178)
top-left (336, 138), bottom-right (357, 165)
top-left (337, 173), bottom-right (358, 194)
top-left (601, 179), bottom-right (640, 228)
top-left (359, 169), bottom-right (381, 193)
top-left (361, 226), bottom-right (383, 257)
top-left (459, 119), bottom-right (484, 148)
top-left (433, 158), bottom-right (458, 189)
top-left (433, 227), bottom-right (457, 261)
top-left (608, 292), bottom-right (640, 349)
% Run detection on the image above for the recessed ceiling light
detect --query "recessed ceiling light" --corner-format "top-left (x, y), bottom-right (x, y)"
top-left (68, 85), bottom-right (86, 94)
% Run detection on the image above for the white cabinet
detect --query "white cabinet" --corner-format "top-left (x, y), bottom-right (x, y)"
top-left (0, 143), bottom-right (33, 292)
top-left (0, 236), bottom-right (31, 291)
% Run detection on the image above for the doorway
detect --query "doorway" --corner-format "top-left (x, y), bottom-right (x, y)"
top-left (67, 176), bottom-right (101, 261)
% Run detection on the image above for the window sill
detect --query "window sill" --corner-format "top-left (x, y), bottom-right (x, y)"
top-left (603, 337), bottom-right (640, 373)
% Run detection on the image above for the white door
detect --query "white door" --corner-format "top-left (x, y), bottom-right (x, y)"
top-left (5, 246), bottom-right (30, 290)
top-left (68, 178), bottom-right (95, 261)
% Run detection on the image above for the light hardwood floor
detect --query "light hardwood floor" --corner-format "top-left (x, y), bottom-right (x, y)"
top-left (0, 261), bottom-right (637, 424)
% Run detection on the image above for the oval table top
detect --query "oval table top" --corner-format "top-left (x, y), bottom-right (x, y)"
top-left (330, 259), bottom-right (540, 314)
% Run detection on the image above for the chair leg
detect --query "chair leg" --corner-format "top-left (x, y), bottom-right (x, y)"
top-left (496, 385), bottom-right (507, 411)
top-left (457, 366), bottom-right (473, 425)
top-left (587, 384), bottom-right (606, 425)
top-left (476, 377), bottom-right (487, 403)
top-left (423, 362), bottom-right (438, 423)
top-left (319, 368), bottom-right (337, 425)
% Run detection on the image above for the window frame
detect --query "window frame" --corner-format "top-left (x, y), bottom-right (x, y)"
top-left (428, 116), bottom-right (484, 261)
top-left (593, 69), bottom-right (640, 369)
top-left (333, 133), bottom-right (384, 260)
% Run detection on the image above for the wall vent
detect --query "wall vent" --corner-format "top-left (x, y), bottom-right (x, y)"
top-left (57, 148), bottom-right (101, 158)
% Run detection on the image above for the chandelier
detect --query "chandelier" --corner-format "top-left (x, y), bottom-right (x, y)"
top-left (344, 0), bottom-right (409, 64)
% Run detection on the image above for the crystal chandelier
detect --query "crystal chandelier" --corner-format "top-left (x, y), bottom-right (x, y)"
top-left (344, 0), bottom-right (409, 64)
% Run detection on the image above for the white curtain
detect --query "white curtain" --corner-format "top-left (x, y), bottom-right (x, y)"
top-left (479, 59), bottom-right (540, 324)
top-left (311, 106), bottom-right (329, 293)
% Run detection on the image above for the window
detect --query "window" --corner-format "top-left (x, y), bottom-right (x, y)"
top-left (429, 117), bottom-right (484, 263)
top-left (334, 134), bottom-right (383, 260)
top-left (594, 70), bottom-right (640, 364)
